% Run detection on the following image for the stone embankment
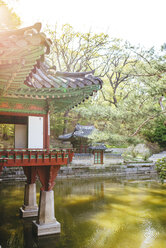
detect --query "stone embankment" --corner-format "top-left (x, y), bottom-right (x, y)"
top-left (0, 160), bottom-right (157, 181)
top-left (57, 161), bottom-right (156, 180)
top-left (0, 166), bottom-right (26, 181)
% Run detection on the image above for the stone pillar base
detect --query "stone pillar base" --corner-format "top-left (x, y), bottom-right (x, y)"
top-left (20, 183), bottom-right (38, 218)
top-left (33, 190), bottom-right (61, 236)
top-left (32, 220), bottom-right (61, 236)
top-left (19, 207), bottom-right (38, 218)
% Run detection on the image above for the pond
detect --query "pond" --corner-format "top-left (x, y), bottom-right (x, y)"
top-left (0, 177), bottom-right (166, 248)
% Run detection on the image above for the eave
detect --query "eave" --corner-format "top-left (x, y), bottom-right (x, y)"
top-left (0, 23), bottom-right (103, 114)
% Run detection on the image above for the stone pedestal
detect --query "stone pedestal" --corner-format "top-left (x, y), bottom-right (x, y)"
top-left (32, 190), bottom-right (60, 236)
top-left (20, 183), bottom-right (38, 218)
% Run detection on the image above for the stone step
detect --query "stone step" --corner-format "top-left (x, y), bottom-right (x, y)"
top-left (149, 151), bottom-right (166, 162)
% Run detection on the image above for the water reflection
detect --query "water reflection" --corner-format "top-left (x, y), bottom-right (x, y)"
top-left (0, 178), bottom-right (166, 248)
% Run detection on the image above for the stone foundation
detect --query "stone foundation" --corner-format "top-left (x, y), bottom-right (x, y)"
top-left (32, 220), bottom-right (61, 236)
top-left (0, 161), bottom-right (156, 181)
top-left (32, 190), bottom-right (60, 236)
top-left (58, 161), bottom-right (156, 179)
top-left (0, 166), bottom-right (26, 181)
top-left (20, 183), bottom-right (38, 218)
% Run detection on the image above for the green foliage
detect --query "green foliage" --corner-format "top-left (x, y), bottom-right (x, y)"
top-left (155, 157), bottom-right (166, 184)
top-left (98, 39), bottom-right (143, 107)
top-left (50, 112), bottom-right (66, 138)
top-left (142, 117), bottom-right (166, 147)
top-left (153, 119), bottom-right (166, 147)
top-left (0, 124), bottom-right (14, 148)
top-left (46, 24), bottom-right (166, 147)
top-left (0, 124), bottom-right (14, 138)
top-left (45, 24), bottom-right (108, 72)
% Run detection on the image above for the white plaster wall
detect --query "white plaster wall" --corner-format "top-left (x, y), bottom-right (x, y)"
top-left (70, 153), bottom-right (124, 166)
top-left (104, 153), bottom-right (124, 164)
top-left (71, 154), bottom-right (94, 166)
top-left (28, 116), bottom-right (43, 149)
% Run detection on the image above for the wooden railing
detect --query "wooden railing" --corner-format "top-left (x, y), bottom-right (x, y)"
top-left (0, 148), bottom-right (74, 167)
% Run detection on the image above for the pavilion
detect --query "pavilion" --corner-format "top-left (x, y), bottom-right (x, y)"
top-left (59, 124), bottom-right (96, 153)
top-left (0, 23), bottom-right (103, 236)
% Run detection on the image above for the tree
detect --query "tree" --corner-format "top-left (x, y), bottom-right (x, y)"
top-left (98, 39), bottom-right (139, 107)
top-left (45, 24), bottom-right (109, 72)
top-left (46, 24), bottom-right (109, 135)
top-left (73, 42), bottom-right (166, 146)
top-left (46, 24), bottom-right (166, 146)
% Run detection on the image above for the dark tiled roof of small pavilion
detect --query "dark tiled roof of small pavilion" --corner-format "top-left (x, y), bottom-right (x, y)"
top-left (0, 23), bottom-right (103, 113)
top-left (59, 124), bottom-right (95, 140)
top-left (89, 144), bottom-right (107, 150)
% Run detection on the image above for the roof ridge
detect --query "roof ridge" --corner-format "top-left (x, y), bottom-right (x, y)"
top-left (55, 70), bottom-right (95, 78)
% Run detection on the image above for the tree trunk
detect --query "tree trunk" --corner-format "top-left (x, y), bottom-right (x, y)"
top-left (63, 111), bottom-right (69, 134)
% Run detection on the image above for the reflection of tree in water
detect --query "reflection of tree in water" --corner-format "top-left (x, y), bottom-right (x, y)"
top-left (22, 219), bottom-right (38, 248)
top-left (6, 232), bottom-right (23, 248)
top-left (56, 179), bottom-right (106, 196)
top-left (2, 180), bottom-right (166, 248)
top-left (94, 183), bottom-right (104, 198)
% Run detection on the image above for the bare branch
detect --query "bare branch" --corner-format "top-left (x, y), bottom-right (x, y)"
top-left (100, 89), bottom-right (115, 105)
top-left (130, 111), bottom-right (166, 136)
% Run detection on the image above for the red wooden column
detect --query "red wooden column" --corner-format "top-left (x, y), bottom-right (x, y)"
top-left (0, 165), bottom-right (3, 175)
top-left (44, 111), bottom-right (50, 149)
top-left (36, 165), bottom-right (60, 191)
top-left (0, 164), bottom-right (3, 182)
top-left (23, 167), bottom-right (37, 184)
top-left (0, 158), bottom-right (7, 177)
top-left (32, 165), bottom-right (61, 236)
top-left (20, 167), bottom-right (38, 218)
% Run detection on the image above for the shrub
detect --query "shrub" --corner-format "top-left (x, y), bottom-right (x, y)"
top-left (142, 117), bottom-right (166, 148)
top-left (122, 143), bottom-right (151, 161)
top-left (155, 157), bottom-right (166, 184)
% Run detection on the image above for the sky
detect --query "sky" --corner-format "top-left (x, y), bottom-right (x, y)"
top-left (7, 0), bottom-right (166, 49)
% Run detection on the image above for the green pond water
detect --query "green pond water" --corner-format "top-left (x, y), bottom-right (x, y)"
top-left (0, 178), bottom-right (166, 248)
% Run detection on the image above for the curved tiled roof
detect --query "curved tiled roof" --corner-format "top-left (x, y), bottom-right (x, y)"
top-left (58, 133), bottom-right (73, 140)
top-left (0, 23), bottom-right (103, 113)
top-left (0, 23), bottom-right (51, 95)
top-left (73, 124), bottom-right (95, 138)
top-left (25, 64), bottom-right (102, 89)
top-left (89, 144), bottom-right (107, 150)
top-left (59, 124), bottom-right (95, 140)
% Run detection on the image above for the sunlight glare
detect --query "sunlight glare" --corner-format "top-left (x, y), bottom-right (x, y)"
top-left (7, 0), bottom-right (166, 48)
